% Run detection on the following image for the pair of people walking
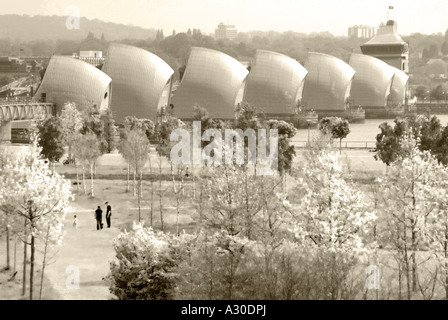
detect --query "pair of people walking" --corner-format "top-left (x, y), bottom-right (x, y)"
top-left (95, 202), bottom-right (112, 230)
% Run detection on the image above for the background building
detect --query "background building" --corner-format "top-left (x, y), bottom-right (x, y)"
top-left (171, 47), bottom-right (248, 120)
top-left (33, 55), bottom-right (112, 113)
top-left (102, 43), bottom-right (174, 123)
top-left (215, 23), bottom-right (238, 40)
top-left (348, 25), bottom-right (376, 39)
top-left (0, 57), bottom-right (28, 73)
top-left (302, 52), bottom-right (355, 113)
top-left (244, 50), bottom-right (308, 118)
top-left (72, 50), bottom-right (105, 67)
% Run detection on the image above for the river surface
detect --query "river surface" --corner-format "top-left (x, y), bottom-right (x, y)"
top-left (291, 115), bottom-right (448, 143)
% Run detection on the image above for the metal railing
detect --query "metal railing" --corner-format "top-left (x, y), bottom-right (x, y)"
top-left (293, 140), bottom-right (376, 149)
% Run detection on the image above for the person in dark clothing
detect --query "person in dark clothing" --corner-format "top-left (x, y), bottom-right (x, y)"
top-left (105, 201), bottom-right (112, 228)
top-left (95, 206), bottom-right (103, 230)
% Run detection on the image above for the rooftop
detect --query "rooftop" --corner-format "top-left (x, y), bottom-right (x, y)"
top-left (363, 20), bottom-right (406, 45)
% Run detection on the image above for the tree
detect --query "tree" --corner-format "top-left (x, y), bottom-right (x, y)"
top-left (0, 144), bottom-right (73, 300)
top-left (375, 118), bottom-right (415, 165)
top-left (101, 108), bottom-right (118, 154)
top-left (154, 115), bottom-right (182, 231)
top-left (195, 164), bottom-right (265, 238)
top-left (123, 116), bottom-right (155, 141)
top-left (73, 132), bottom-right (101, 196)
top-left (293, 150), bottom-right (376, 299)
top-left (80, 105), bottom-right (107, 153)
top-left (267, 120), bottom-right (296, 189)
top-left (377, 146), bottom-right (446, 299)
top-left (37, 116), bottom-right (64, 171)
top-left (332, 118), bottom-right (351, 153)
top-left (430, 85), bottom-right (445, 101)
top-left (106, 223), bottom-right (184, 300)
top-left (374, 114), bottom-right (448, 166)
top-left (414, 86), bottom-right (428, 100)
top-left (59, 102), bottom-right (83, 162)
top-left (121, 128), bottom-right (151, 221)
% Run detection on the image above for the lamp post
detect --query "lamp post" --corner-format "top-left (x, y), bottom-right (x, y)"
top-left (306, 120), bottom-right (311, 146)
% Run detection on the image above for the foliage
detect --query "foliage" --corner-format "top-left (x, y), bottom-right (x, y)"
top-left (106, 223), bottom-right (185, 300)
top-left (79, 105), bottom-right (107, 154)
top-left (318, 117), bottom-right (350, 141)
top-left (123, 116), bottom-right (155, 141)
top-left (154, 115), bottom-right (183, 159)
top-left (0, 143), bottom-right (73, 299)
top-left (59, 102), bottom-right (83, 160)
top-left (377, 147), bottom-right (448, 299)
top-left (101, 108), bottom-right (118, 153)
top-left (36, 116), bottom-right (65, 164)
top-left (295, 150), bottom-right (376, 253)
top-left (374, 114), bottom-right (448, 165)
top-left (267, 120), bottom-right (296, 175)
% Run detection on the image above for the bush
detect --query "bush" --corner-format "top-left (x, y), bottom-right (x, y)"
top-left (106, 223), bottom-right (186, 300)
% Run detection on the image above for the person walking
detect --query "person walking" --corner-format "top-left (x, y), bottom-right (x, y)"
top-left (105, 201), bottom-right (112, 228)
top-left (95, 206), bottom-right (103, 230)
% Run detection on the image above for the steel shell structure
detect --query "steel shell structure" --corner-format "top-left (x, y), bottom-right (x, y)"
top-left (34, 55), bottom-right (112, 114)
top-left (244, 50), bottom-right (308, 115)
top-left (302, 52), bottom-right (355, 111)
top-left (171, 47), bottom-right (249, 119)
top-left (349, 54), bottom-right (395, 107)
top-left (102, 43), bottom-right (174, 123)
top-left (389, 67), bottom-right (409, 106)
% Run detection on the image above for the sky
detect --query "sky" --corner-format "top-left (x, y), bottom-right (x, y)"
top-left (0, 0), bottom-right (446, 36)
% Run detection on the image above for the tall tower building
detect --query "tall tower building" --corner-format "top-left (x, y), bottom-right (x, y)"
top-left (215, 23), bottom-right (238, 40)
top-left (348, 25), bottom-right (376, 39)
top-left (360, 19), bottom-right (409, 73)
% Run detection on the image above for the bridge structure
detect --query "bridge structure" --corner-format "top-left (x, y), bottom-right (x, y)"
top-left (0, 101), bottom-right (55, 142)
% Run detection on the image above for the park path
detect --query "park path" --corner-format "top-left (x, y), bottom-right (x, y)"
top-left (45, 203), bottom-right (120, 300)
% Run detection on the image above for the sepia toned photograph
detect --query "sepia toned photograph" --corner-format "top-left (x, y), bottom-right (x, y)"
top-left (1, 0), bottom-right (448, 306)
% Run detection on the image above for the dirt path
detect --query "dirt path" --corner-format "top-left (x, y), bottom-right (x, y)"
top-left (45, 203), bottom-right (120, 300)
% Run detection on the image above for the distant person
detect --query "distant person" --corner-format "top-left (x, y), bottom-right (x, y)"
top-left (73, 215), bottom-right (78, 228)
top-left (95, 206), bottom-right (103, 230)
top-left (105, 202), bottom-right (112, 228)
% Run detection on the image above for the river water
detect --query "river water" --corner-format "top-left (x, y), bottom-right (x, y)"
top-left (291, 115), bottom-right (448, 143)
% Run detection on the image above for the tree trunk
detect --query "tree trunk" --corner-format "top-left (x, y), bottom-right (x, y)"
top-left (149, 161), bottom-right (154, 226)
top-left (6, 224), bottom-right (10, 270)
top-left (403, 225), bottom-right (411, 300)
top-left (137, 170), bottom-right (142, 222)
top-left (82, 165), bottom-right (86, 195)
top-left (126, 163), bottom-right (130, 192)
top-left (140, 170), bottom-right (143, 199)
top-left (75, 162), bottom-right (79, 193)
top-left (192, 171), bottom-right (196, 199)
top-left (90, 163), bottom-right (94, 197)
top-left (22, 219), bottom-right (27, 296)
top-left (39, 225), bottom-right (50, 300)
top-left (174, 176), bottom-right (180, 236)
top-left (13, 239), bottom-right (17, 274)
top-left (445, 219), bottom-right (448, 300)
top-left (133, 169), bottom-right (136, 197)
top-left (29, 234), bottom-right (35, 300)
top-left (159, 156), bottom-right (164, 231)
